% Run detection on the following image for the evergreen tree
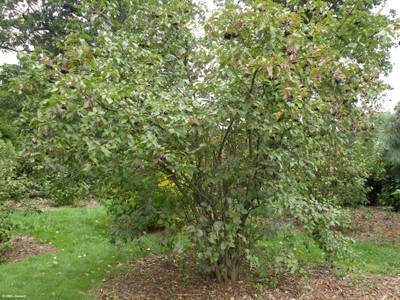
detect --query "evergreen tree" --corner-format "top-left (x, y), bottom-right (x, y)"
top-left (0, 0), bottom-right (81, 54)
top-left (381, 104), bottom-right (400, 173)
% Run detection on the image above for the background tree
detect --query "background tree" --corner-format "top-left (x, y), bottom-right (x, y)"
top-left (1, 0), bottom-right (167, 206)
top-left (374, 104), bottom-right (400, 210)
top-left (381, 105), bottom-right (400, 172)
top-left (0, 63), bottom-right (26, 143)
top-left (0, 0), bottom-right (82, 54)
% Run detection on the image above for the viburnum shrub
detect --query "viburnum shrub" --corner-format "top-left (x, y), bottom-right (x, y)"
top-left (12, 0), bottom-right (398, 281)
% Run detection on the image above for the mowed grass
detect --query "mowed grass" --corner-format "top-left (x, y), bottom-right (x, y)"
top-left (259, 225), bottom-right (400, 277)
top-left (349, 241), bottom-right (400, 275)
top-left (0, 206), bottom-right (162, 300)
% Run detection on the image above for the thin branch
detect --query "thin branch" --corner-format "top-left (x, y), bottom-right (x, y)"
top-left (217, 118), bottom-right (235, 164)
top-left (248, 66), bottom-right (260, 97)
top-left (0, 45), bottom-right (18, 53)
top-left (82, 91), bottom-right (119, 113)
top-left (331, 0), bottom-right (362, 39)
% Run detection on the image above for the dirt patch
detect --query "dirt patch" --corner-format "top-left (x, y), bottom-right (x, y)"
top-left (4, 198), bottom-right (99, 212)
top-left (74, 199), bottom-right (99, 208)
top-left (1, 236), bottom-right (56, 263)
top-left (347, 207), bottom-right (400, 244)
top-left (95, 207), bottom-right (400, 300)
top-left (38, 199), bottom-right (100, 210)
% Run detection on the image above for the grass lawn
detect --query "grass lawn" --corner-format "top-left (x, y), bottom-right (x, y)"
top-left (258, 225), bottom-right (400, 277)
top-left (0, 206), bottom-right (162, 300)
top-left (350, 241), bottom-right (400, 275)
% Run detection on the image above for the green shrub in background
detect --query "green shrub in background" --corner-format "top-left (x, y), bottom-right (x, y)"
top-left (0, 119), bottom-right (17, 143)
top-left (386, 189), bottom-right (400, 211)
top-left (0, 139), bottom-right (17, 170)
top-left (0, 139), bottom-right (27, 202)
top-left (15, 153), bottom-right (94, 207)
top-left (46, 172), bottom-right (91, 206)
top-left (0, 203), bottom-right (14, 261)
top-left (105, 172), bottom-right (183, 244)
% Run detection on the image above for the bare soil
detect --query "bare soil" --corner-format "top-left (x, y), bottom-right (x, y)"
top-left (1, 235), bottom-right (56, 263)
top-left (96, 207), bottom-right (400, 300)
top-left (346, 207), bottom-right (400, 244)
top-left (4, 198), bottom-right (99, 212)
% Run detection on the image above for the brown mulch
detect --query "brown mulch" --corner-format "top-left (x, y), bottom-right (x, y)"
top-left (95, 207), bottom-right (400, 300)
top-left (96, 254), bottom-right (259, 300)
top-left (96, 254), bottom-right (400, 300)
top-left (1, 236), bottom-right (56, 263)
top-left (268, 266), bottom-right (400, 299)
top-left (347, 207), bottom-right (400, 244)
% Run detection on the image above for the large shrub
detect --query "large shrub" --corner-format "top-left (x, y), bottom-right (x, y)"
top-left (12, 0), bottom-right (398, 282)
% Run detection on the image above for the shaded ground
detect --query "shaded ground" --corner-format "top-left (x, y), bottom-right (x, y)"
top-left (347, 207), bottom-right (400, 244)
top-left (96, 207), bottom-right (400, 300)
top-left (1, 235), bottom-right (56, 262)
top-left (4, 198), bottom-right (98, 212)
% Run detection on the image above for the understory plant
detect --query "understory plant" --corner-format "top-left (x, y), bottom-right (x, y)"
top-left (0, 139), bottom-right (27, 202)
top-left (0, 203), bottom-right (14, 261)
top-left (104, 170), bottom-right (183, 243)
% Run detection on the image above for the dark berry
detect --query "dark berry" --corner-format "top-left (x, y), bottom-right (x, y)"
top-left (224, 32), bottom-right (232, 40)
top-left (60, 66), bottom-right (69, 74)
